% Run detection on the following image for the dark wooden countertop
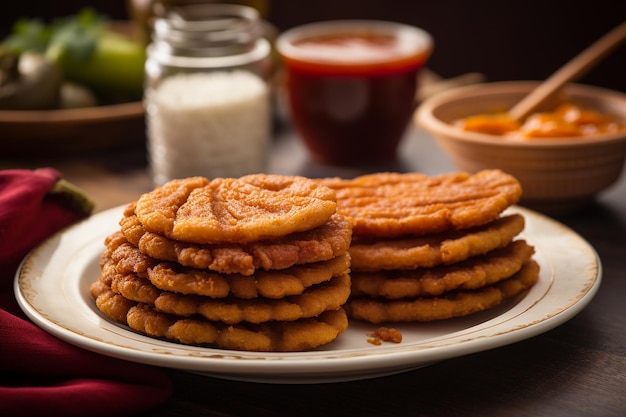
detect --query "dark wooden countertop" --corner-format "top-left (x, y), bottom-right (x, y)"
top-left (3, 122), bottom-right (625, 417)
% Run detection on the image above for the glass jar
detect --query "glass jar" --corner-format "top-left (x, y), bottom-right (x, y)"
top-left (144, 3), bottom-right (273, 185)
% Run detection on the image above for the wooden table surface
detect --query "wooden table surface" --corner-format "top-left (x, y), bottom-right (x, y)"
top-left (3, 121), bottom-right (625, 417)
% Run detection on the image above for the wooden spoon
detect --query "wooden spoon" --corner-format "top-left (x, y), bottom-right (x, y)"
top-left (508, 21), bottom-right (626, 122)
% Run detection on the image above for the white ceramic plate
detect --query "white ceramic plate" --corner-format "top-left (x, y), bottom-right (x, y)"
top-left (15, 205), bottom-right (601, 384)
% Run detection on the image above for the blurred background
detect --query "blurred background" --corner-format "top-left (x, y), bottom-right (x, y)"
top-left (1, 0), bottom-right (625, 92)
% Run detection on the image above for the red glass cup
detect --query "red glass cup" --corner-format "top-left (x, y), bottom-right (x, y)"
top-left (276, 20), bottom-right (433, 165)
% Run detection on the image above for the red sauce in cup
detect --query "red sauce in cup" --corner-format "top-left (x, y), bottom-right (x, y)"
top-left (278, 22), bottom-right (432, 165)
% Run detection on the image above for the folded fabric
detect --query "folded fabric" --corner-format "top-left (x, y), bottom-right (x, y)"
top-left (0, 168), bottom-right (172, 417)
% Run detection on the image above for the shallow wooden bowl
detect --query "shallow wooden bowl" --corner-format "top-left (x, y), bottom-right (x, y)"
top-left (0, 101), bottom-right (146, 157)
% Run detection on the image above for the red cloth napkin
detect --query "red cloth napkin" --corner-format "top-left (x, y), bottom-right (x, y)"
top-left (0, 168), bottom-right (172, 417)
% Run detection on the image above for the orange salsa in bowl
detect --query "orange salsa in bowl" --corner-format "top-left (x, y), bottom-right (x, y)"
top-left (455, 102), bottom-right (625, 140)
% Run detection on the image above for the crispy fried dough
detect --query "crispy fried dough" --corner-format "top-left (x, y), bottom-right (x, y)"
top-left (148, 253), bottom-right (350, 299)
top-left (101, 260), bottom-right (351, 324)
top-left (351, 240), bottom-right (534, 298)
top-left (345, 260), bottom-right (540, 323)
top-left (214, 307), bottom-right (348, 352)
top-left (129, 304), bottom-right (220, 346)
top-left (120, 203), bottom-right (352, 276)
top-left (105, 231), bottom-right (154, 277)
top-left (135, 174), bottom-right (338, 244)
top-left (154, 274), bottom-right (351, 324)
top-left (92, 173), bottom-right (354, 352)
top-left (319, 170), bottom-right (522, 238)
top-left (127, 304), bottom-right (349, 351)
top-left (104, 231), bottom-right (350, 299)
top-left (349, 214), bottom-right (525, 272)
top-left (109, 270), bottom-right (161, 304)
top-left (100, 257), bottom-right (349, 306)
top-left (92, 281), bottom-right (348, 351)
top-left (89, 280), bottom-right (135, 323)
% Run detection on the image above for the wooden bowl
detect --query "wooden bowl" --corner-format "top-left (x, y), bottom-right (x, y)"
top-left (0, 20), bottom-right (146, 158)
top-left (0, 101), bottom-right (146, 157)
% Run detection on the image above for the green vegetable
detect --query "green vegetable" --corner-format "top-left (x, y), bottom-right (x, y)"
top-left (2, 19), bottom-right (51, 54)
top-left (2, 8), bottom-right (146, 102)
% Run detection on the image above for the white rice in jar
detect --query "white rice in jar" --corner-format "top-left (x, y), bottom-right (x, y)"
top-left (147, 70), bottom-right (270, 185)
